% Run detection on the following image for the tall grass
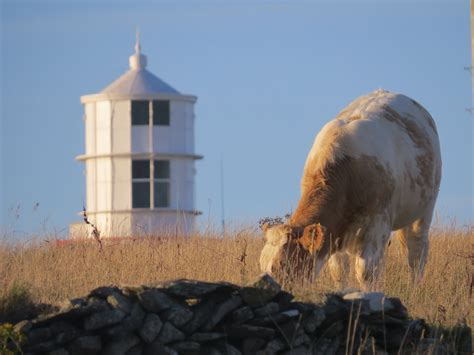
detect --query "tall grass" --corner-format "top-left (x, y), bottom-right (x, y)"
top-left (0, 225), bottom-right (472, 330)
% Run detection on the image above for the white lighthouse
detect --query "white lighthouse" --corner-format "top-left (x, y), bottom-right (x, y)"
top-left (72, 35), bottom-right (202, 237)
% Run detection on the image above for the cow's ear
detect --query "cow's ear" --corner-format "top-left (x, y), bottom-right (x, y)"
top-left (299, 223), bottom-right (326, 254)
top-left (260, 223), bottom-right (270, 233)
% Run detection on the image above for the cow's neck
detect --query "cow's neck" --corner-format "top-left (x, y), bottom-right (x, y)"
top-left (289, 157), bottom-right (352, 238)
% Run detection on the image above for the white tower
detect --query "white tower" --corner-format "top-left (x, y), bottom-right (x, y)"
top-left (73, 34), bottom-right (202, 237)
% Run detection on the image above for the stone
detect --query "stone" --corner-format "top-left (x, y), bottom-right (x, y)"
top-left (161, 304), bottom-right (193, 327)
top-left (225, 324), bottom-right (275, 339)
top-left (254, 302), bottom-right (280, 318)
top-left (138, 289), bottom-right (182, 313)
top-left (181, 297), bottom-right (218, 334)
top-left (68, 335), bottom-right (102, 354)
top-left (138, 313), bottom-right (163, 343)
top-left (258, 338), bottom-right (287, 354)
top-left (213, 341), bottom-right (243, 355)
top-left (343, 292), bottom-right (394, 313)
top-left (170, 341), bottom-right (201, 353)
top-left (32, 299), bottom-right (109, 326)
top-left (240, 274), bottom-right (281, 306)
top-left (242, 337), bottom-right (266, 353)
top-left (202, 295), bottom-right (243, 331)
top-left (102, 334), bottom-right (140, 355)
top-left (83, 309), bottom-right (126, 330)
top-left (144, 340), bottom-right (178, 355)
top-left (23, 339), bottom-right (57, 353)
top-left (156, 279), bottom-right (238, 298)
top-left (14, 320), bottom-right (32, 334)
top-left (26, 326), bottom-right (54, 344)
top-left (273, 290), bottom-right (295, 306)
top-left (156, 322), bottom-right (186, 344)
top-left (282, 346), bottom-right (311, 355)
top-left (303, 308), bottom-right (326, 333)
top-left (107, 292), bottom-right (132, 314)
top-left (189, 332), bottom-right (226, 342)
top-left (123, 303), bottom-right (146, 330)
top-left (48, 348), bottom-right (69, 355)
top-left (278, 321), bottom-right (306, 347)
top-left (232, 306), bottom-right (254, 324)
top-left (89, 286), bottom-right (121, 299)
top-left (55, 329), bottom-right (84, 345)
top-left (125, 344), bottom-right (144, 355)
top-left (103, 323), bottom-right (134, 339)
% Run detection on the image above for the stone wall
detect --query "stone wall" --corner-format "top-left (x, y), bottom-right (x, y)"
top-left (8, 275), bottom-right (472, 354)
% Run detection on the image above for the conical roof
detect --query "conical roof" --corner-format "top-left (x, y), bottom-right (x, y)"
top-left (101, 34), bottom-right (179, 95)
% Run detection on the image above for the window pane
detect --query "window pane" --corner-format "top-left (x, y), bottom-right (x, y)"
top-left (154, 182), bottom-right (169, 207)
top-left (133, 182), bottom-right (150, 208)
top-left (154, 160), bottom-right (170, 179)
top-left (132, 100), bottom-right (149, 125)
top-left (153, 100), bottom-right (170, 125)
top-left (132, 160), bottom-right (150, 179)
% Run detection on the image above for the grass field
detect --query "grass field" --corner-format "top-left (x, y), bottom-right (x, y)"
top-left (0, 224), bottom-right (472, 333)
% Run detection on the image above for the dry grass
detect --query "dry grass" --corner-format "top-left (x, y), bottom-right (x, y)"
top-left (0, 224), bottom-right (472, 331)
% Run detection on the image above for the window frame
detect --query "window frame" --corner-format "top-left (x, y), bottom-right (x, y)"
top-left (131, 159), bottom-right (171, 209)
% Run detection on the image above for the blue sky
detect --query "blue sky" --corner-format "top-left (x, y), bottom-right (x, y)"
top-left (1, 0), bottom-right (472, 237)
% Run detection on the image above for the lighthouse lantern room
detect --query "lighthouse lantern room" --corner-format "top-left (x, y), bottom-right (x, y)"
top-left (71, 34), bottom-right (202, 237)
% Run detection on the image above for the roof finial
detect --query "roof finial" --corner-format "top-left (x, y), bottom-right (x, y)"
top-left (129, 27), bottom-right (147, 70)
top-left (135, 27), bottom-right (141, 54)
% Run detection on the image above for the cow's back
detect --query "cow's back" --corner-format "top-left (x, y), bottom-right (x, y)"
top-left (302, 89), bottom-right (441, 230)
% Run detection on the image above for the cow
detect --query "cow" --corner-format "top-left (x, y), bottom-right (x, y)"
top-left (259, 89), bottom-right (442, 290)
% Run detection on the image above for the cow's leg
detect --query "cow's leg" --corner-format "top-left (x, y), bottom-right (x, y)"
top-left (354, 219), bottom-right (391, 291)
top-left (328, 252), bottom-right (348, 288)
top-left (396, 214), bottom-right (431, 282)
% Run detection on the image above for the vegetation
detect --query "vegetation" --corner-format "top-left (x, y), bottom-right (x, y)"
top-left (0, 224), bottom-right (472, 334)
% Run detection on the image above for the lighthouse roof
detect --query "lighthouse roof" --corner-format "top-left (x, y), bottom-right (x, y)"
top-left (81, 33), bottom-right (196, 103)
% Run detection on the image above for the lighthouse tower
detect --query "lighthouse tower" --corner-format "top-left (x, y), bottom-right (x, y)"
top-left (73, 35), bottom-right (202, 237)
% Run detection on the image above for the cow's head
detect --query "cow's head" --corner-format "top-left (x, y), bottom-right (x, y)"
top-left (259, 223), bottom-right (327, 280)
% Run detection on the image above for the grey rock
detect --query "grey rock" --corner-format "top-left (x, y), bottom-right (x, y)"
top-left (343, 292), bottom-right (394, 313)
top-left (83, 309), bottom-right (126, 330)
top-left (242, 337), bottom-right (266, 353)
top-left (156, 279), bottom-right (238, 298)
top-left (33, 298), bottom-right (109, 326)
top-left (240, 273), bottom-right (281, 306)
top-left (103, 323), bottom-right (134, 339)
top-left (225, 324), bottom-right (275, 339)
top-left (89, 286), bottom-right (121, 299)
top-left (157, 322), bottom-right (186, 344)
top-left (258, 338), bottom-right (287, 354)
top-left (303, 308), bottom-right (326, 333)
top-left (202, 295), bottom-right (242, 331)
top-left (27, 326), bottom-right (53, 344)
top-left (138, 313), bottom-right (163, 343)
top-left (48, 348), bottom-right (69, 355)
top-left (170, 340), bottom-right (201, 353)
top-left (161, 304), bottom-right (193, 327)
top-left (107, 292), bottom-right (132, 314)
top-left (278, 321), bottom-right (306, 347)
top-left (123, 303), bottom-right (146, 330)
top-left (200, 346), bottom-right (223, 355)
top-left (189, 332), bottom-right (226, 342)
top-left (56, 329), bottom-right (84, 345)
top-left (254, 302), bottom-right (279, 318)
top-left (181, 298), bottom-right (217, 334)
top-left (121, 285), bottom-right (148, 298)
top-left (102, 334), bottom-right (140, 355)
top-left (138, 289), bottom-right (179, 313)
top-left (23, 339), bottom-right (57, 353)
top-left (282, 346), bottom-right (311, 355)
top-left (125, 344), bottom-right (144, 355)
top-left (14, 319), bottom-right (32, 334)
top-left (213, 341), bottom-right (243, 355)
top-left (232, 306), bottom-right (254, 324)
top-left (144, 340), bottom-right (178, 355)
top-left (68, 335), bottom-right (102, 354)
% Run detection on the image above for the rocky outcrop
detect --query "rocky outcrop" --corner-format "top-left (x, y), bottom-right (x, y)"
top-left (6, 275), bottom-right (472, 354)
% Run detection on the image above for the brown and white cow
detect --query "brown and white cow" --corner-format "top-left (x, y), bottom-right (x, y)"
top-left (260, 89), bottom-right (442, 289)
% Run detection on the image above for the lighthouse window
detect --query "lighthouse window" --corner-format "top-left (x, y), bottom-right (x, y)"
top-left (131, 100), bottom-right (149, 125)
top-left (154, 160), bottom-right (170, 208)
top-left (132, 159), bottom-right (151, 208)
top-left (153, 100), bottom-right (170, 126)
